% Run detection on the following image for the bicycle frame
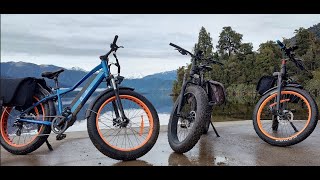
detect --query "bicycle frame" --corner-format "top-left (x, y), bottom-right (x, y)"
top-left (17, 60), bottom-right (111, 126)
top-left (177, 59), bottom-right (206, 115)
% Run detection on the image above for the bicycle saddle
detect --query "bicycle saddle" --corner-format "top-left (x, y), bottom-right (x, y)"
top-left (41, 69), bottom-right (65, 79)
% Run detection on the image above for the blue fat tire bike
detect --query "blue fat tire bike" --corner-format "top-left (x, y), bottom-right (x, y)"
top-left (0, 36), bottom-right (160, 161)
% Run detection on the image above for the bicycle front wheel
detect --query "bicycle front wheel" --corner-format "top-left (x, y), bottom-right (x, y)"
top-left (168, 85), bottom-right (211, 153)
top-left (253, 87), bottom-right (319, 147)
top-left (87, 89), bottom-right (160, 161)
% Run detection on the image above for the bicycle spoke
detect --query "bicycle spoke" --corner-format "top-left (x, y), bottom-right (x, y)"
top-left (110, 128), bottom-right (122, 145)
top-left (129, 127), bottom-right (142, 145)
top-left (129, 127), bottom-right (148, 139)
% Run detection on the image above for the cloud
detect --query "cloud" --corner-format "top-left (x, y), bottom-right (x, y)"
top-left (1, 14), bottom-right (320, 77)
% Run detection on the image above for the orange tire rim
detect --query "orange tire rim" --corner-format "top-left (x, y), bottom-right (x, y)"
top-left (96, 95), bottom-right (154, 152)
top-left (257, 91), bottom-right (311, 141)
top-left (1, 97), bottom-right (45, 147)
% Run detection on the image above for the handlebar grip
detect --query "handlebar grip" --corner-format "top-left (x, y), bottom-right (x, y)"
top-left (169, 43), bottom-right (183, 50)
top-left (276, 40), bottom-right (285, 49)
top-left (113, 35), bottom-right (118, 44)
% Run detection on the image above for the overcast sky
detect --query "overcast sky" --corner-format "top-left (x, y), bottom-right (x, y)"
top-left (1, 14), bottom-right (320, 77)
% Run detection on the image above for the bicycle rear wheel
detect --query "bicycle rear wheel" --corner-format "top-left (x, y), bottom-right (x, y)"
top-left (253, 87), bottom-right (318, 146)
top-left (87, 89), bottom-right (160, 161)
top-left (0, 93), bottom-right (52, 154)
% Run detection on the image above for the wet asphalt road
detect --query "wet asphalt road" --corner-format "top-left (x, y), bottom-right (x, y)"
top-left (1, 120), bottom-right (320, 166)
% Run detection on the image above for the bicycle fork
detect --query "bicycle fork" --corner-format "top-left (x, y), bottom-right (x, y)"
top-left (274, 59), bottom-right (287, 116)
top-left (109, 75), bottom-right (127, 122)
top-left (177, 73), bottom-right (188, 116)
top-left (272, 59), bottom-right (298, 132)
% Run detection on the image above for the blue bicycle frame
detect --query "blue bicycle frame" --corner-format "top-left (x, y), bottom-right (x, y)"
top-left (17, 60), bottom-right (111, 126)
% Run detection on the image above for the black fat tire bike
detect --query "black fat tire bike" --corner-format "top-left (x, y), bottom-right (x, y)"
top-left (253, 40), bottom-right (319, 147)
top-left (167, 43), bottom-right (225, 153)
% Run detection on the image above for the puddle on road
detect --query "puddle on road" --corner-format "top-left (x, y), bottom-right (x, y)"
top-left (214, 156), bottom-right (228, 166)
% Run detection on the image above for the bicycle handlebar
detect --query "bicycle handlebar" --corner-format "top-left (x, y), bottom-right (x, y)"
top-left (99, 35), bottom-right (123, 74)
top-left (169, 43), bottom-right (183, 50)
top-left (101, 35), bottom-right (122, 59)
top-left (113, 35), bottom-right (118, 45)
top-left (276, 40), bottom-right (306, 71)
top-left (169, 43), bottom-right (195, 57)
top-left (276, 40), bottom-right (285, 49)
top-left (170, 43), bottom-right (223, 67)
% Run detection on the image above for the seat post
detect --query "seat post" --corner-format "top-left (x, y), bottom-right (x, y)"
top-left (53, 77), bottom-right (59, 89)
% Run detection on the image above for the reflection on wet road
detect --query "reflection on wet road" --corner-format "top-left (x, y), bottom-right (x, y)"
top-left (1, 120), bottom-right (320, 166)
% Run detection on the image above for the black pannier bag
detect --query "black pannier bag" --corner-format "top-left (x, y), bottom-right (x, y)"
top-left (0, 77), bottom-right (49, 110)
top-left (207, 80), bottom-right (226, 105)
top-left (256, 76), bottom-right (276, 95)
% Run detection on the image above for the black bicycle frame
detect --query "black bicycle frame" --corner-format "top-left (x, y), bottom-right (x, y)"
top-left (176, 58), bottom-right (205, 116)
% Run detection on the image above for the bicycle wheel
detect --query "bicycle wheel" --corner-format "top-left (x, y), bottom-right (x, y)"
top-left (87, 89), bottom-right (160, 161)
top-left (253, 87), bottom-right (319, 147)
top-left (168, 85), bottom-right (210, 153)
top-left (0, 93), bottom-right (52, 154)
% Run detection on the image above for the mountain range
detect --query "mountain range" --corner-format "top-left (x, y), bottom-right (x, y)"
top-left (0, 61), bottom-right (176, 89)
top-left (0, 61), bottom-right (177, 113)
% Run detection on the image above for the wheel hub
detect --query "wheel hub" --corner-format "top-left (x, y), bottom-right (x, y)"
top-left (113, 117), bottom-right (129, 128)
top-left (179, 111), bottom-right (196, 128)
top-left (277, 110), bottom-right (294, 125)
top-left (22, 113), bottom-right (37, 131)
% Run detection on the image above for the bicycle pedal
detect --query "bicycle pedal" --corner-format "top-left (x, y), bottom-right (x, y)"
top-left (56, 133), bottom-right (67, 141)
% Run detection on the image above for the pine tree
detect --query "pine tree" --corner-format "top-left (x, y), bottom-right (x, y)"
top-left (255, 41), bottom-right (282, 78)
top-left (193, 27), bottom-right (214, 62)
top-left (216, 26), bottom-right (243, 58)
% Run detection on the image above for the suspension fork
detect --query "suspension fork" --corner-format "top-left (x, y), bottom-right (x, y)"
top-left (177, 73), bottom-right (188, 116)
top-left (276, 75), bottom-right (283, 115)
top-left (109, 75), bottom-right (126, 119)
top-left (276, 59), bottom-right (287, 116)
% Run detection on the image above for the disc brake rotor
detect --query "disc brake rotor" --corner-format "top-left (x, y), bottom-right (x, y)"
top-left (180, 111), bottom-right (196, 128)
top-left (277, 110), bottom-right (294, 125)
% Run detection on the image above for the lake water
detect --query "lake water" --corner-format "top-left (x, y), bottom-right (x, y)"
top-left (53, 88), bottom-right (320, 132)
top-left (64, 88), bottom-right (261, 132)
top-left (62, 88), bottom-right (173, 132)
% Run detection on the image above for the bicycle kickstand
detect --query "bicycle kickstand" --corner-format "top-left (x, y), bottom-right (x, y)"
top-left (45, 139), bottom-right (53, 151)
top-left (210, 122), bottom-right (220, 137)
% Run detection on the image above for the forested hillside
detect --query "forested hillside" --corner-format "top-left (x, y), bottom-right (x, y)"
top-left (172, 23), bottom-right (320, 105)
